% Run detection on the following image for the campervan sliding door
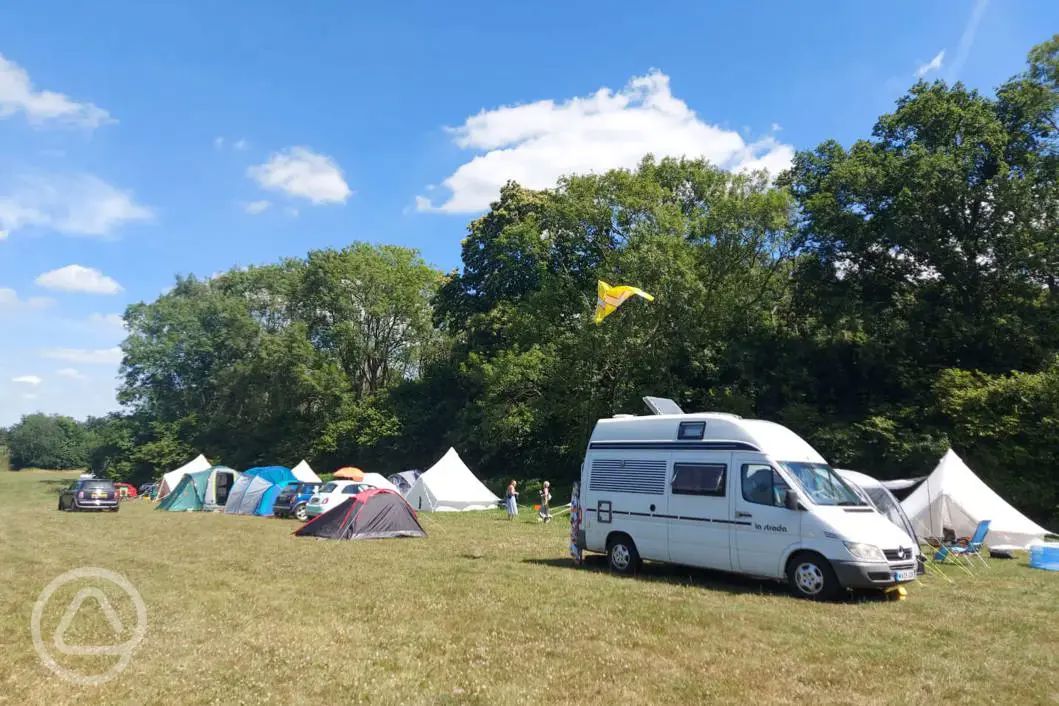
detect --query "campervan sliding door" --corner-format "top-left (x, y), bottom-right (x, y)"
top-left (666, 451), bottom-right (734, 571)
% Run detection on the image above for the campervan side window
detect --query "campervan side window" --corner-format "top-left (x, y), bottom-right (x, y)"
top-left (672, 463), bottom-right (726, 496)
top-left (741, 464), bottom-right (790, 506)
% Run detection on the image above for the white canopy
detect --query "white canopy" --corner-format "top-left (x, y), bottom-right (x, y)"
top-left (359, 472), bottom-right (401, 494)
top-left (902, 449), bottom-right (1052, 549)
top-left (405, 448), bottom-right (500, 512)
top-left (159, 454), bottom-right (212, 498)
top-left (291, 459), bottom-right (322, 484)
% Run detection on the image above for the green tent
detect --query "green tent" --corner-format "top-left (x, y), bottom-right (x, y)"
top-left (155, 466), bottom-right (239, 511)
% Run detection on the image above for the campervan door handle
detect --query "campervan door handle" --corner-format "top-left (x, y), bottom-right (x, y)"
top-left (735, 511), bottom-right (752, 518)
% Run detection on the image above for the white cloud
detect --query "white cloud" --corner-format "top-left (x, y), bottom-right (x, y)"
top-left (248, 147), bottom-right (351, 205)
top-left (35, 265), bottom-right (123, 294)
top-left (0, 287), bottom-right (54, 310)
top-left (87, 312), bottom-right (125, 330)
top-left (0, 173), bottom-right (152, 238)
top-left (950, 0), bottom-right (989, 79)
top-left (22, 393), bottom-right (38, 400)
top-left (0, 53), bottom-right (112, 129)
top-left (233, 139), bottom-right (248, 151)
top-left (42, 347), bottom-right (122, 365)
top-left (56, 367), bottom-right (86, 380)
top-left (915, 50), bottom-right (945, 78)
top-left (0, 228), bottom-right (7, 241)
top-left (12, 374), bottom-right (42, 385)
top-left (285, 206), bottom-right (299, 218)
top-left (770, 122), bottom-right (783, 132)
top-left (243, 199), bottom-right (271, 215)
top-left (417, 70), bottom-right (795, 213)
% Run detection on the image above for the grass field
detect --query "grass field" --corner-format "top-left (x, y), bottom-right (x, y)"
top-left (1, 470), bottom-right (1056, 705)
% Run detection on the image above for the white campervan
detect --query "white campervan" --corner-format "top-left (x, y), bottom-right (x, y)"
top-left (578, 402), bottom-right (917, 599)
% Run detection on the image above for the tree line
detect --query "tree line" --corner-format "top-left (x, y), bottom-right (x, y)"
top-left (6, 37), bottom-right (1057, 526)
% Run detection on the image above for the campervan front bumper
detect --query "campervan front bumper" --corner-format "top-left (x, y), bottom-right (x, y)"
top-left (833, 560), bottom-right (917, 590)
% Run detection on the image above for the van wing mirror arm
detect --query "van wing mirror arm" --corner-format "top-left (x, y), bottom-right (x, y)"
top-left (784, 489), bottom-right (803, 511)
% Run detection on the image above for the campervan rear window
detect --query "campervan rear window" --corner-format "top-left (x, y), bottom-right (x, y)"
top-left (671, 463), bottom-right (726, 496)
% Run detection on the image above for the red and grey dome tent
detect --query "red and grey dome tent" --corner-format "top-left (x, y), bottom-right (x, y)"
top-left (293, 488), bottom-right (426, 540)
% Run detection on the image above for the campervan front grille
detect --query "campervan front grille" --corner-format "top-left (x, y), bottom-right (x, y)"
top-left (883, 548), bottom-right (913, 562)
top-left (589, 459), bottom-right (667, 495)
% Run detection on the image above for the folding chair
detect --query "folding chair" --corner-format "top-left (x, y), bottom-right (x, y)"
top-left (932, 544), bottom-right (975, 575)
top-left (945, 520), bottom-right (992, 568)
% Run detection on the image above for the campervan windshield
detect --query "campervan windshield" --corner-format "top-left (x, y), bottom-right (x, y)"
top-left (780, 462), bottom-right (866, 506)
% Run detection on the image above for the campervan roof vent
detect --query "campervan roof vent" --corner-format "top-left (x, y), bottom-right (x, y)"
top-left (643, 396), bottom-right (684, 415)
top-left (612, 413), bottom-right (636, 419)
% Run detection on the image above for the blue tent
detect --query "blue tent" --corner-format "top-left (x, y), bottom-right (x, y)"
top-left (241, 466), bottom-right (297, 516)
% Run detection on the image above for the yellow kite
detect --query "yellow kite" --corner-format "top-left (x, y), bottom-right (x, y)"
top-left (594, 280), bottom-right (655, 324)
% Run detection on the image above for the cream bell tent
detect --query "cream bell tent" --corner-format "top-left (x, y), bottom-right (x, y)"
top-left (902, 449), bottom-right (1052, 549)
top-left (158, 454), bottom-right (212, 499)
top-left (405, 448), bottom-right (500, 511)
top-left (291, 460), bottom-right (322, 484)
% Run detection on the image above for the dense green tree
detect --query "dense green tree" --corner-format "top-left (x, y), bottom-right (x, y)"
top-left (778, 35), bottom-right (1059, 477)
top-left (6, 414), bottom-right (89, 469)
top-left (435, 157), bottom-right (795, 477)
top-left (117, 243), bottom-right (441, 475)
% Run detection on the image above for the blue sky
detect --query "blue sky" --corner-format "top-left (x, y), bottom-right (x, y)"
top-left (0, 0), bottom-right (1054, 425)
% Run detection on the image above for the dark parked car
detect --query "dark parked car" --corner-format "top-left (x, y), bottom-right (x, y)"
top-left (138, 482), bottom-right (157, 496)
top-left (59, 479), bottom-right (119, 512)
top-left (272, 481), bottom-right (321, 521)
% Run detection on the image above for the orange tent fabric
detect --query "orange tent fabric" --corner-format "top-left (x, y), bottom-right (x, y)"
top-left (334, 467), bottom-right (364, 481)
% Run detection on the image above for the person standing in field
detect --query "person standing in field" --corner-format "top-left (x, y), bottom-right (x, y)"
top-left (506, 480), bottom-right (519, 519)
top-left (538, 481), bottom-right (552, 523)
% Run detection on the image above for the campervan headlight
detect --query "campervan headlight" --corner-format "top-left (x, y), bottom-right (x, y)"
top-left (843, 541), bottom-right (886, 562)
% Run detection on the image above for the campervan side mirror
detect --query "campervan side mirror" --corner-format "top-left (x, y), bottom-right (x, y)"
top-left (784, 489), bottom-right (801, 511)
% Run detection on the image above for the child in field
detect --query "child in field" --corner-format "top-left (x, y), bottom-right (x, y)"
top-left (538, 481), bottom-right (552, 523)
top-left (506, 480), bottom-right (519, 519)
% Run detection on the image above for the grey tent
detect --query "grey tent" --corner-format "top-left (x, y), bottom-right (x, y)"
top-left (224, 475), bottom-right (274, 515)
top-left (388, 470), bottom-right (422, 495)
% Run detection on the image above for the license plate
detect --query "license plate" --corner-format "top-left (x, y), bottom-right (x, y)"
top-left (92, 492), bottom-right (106, 498)
top-left (894, 568), bottom-right (915, 582)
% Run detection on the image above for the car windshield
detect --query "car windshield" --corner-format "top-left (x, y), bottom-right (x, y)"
top-left (82, 480), bottom-right (115, 490)
top-left (779, 462), bottom-right (866, 506)
top-left (319, 482), bottom-right (338, 493)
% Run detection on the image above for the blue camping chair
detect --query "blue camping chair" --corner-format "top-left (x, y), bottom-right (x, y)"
top-left (934, 520), bottom-right (991, 570)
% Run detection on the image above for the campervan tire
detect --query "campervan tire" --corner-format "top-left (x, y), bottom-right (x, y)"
top-left (607, 534), bottom-right (640, 575)
top-left (786, 552), bottom-right (840, 601)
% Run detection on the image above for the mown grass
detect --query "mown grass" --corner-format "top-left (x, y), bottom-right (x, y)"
top-left (1, 469), bottom-right (1056, 705)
